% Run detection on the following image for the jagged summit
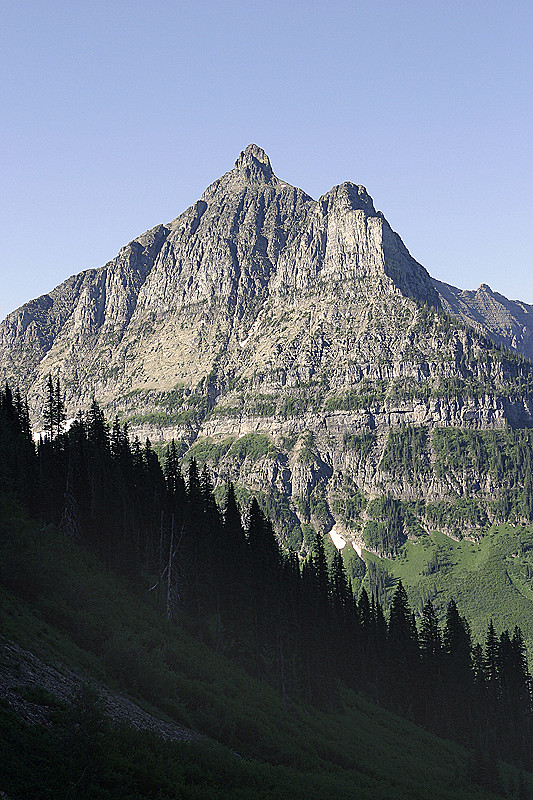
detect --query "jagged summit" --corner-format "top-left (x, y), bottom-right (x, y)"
top-left (434, 277), bottom-right (533, 360)
top-left (3, 144), bottom-right (533, 602)
top-left (202, 143), bottom-right (281, 199)
top-left (234, 144), bottom-right (275, 181)
top-left (318, 182), bottom-right (376, 216)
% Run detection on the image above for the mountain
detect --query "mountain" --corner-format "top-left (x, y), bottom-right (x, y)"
top-left (0, 143), bottom-right (439, 405)
top-left (2, 144), bottom-right (533, 557)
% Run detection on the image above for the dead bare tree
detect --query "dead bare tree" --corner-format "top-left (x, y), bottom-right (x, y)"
top-left (149, 514), bottom-right (184, 621)
top-left (59, 456), bottom-right (81, 543)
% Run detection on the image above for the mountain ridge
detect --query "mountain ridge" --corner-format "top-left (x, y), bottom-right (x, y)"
top-left (433, 277), bottom-right (533, 362)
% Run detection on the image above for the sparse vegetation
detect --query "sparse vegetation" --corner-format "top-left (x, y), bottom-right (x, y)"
top-left (381, 425), bottom-right (430, 478)
top-left (342, 431), bottom-right (376, 457)
top-left (364, 496), bottom-right (406, 556)
top-left (228, 433), bottom-right (278, 461)
top-left (183, 436), bottom-right (235, 465)
top-left (323, 380), bottom-right (388, 411)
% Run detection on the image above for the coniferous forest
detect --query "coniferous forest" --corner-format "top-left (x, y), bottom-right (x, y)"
top-left (1, 380), bottom-right (533, 796)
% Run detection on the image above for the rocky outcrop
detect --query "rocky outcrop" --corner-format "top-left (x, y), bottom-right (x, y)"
top-left (0, 639), bottom-right (198, 741)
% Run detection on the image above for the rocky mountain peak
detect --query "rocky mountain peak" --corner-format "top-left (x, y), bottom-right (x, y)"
top-left (202, 144), bottom-right (280, 199)
top-left (234, 143), bottom-right (274, 179)
top-left (3, 144), bottom-right (533, 575)
top-left (319, 182), bottom-right (377, 216)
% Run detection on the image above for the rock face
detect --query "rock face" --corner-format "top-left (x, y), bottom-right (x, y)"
top-left (433, 279), bottom-right (533, 363)
top-left (2, 144), bottom-right (533, 547)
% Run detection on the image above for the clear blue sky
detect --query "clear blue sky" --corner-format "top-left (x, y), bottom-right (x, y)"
top-left (1, 0), bottom-right (532, 321)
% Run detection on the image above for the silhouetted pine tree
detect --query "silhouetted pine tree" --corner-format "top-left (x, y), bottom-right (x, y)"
top-left (164, 440), bottom-right (181, 496)
top-left (419, 599), bottom-right (442, 725)
top-left (442, 599), bottom-right (473, 739)
top-left (219, 483), bottom-right (251, 658)
top-left (55, 377), bottom-right (66, 438)
top-left (484, 619), bottom-right (499, 709)
top-left (419, 599), bottom-right (441, 663)
top-left (329, 549), bottom-right (354, 678)
top-left (43, 375), bottom-right (56, 441)
top-left (86, 400), bottom-right (115, 561)
top-left (0, 383), bottom-right (36, 505)
top-left (246, 498), bottom-right (283, 680)
top-left (387, 581), bottom-right (419, 710)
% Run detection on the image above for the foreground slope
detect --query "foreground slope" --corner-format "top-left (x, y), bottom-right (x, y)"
top-left (0, 494), bottom-right (524, 799)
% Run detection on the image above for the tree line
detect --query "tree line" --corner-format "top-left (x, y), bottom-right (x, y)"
top-left (1, 379), bottom-right (532, 778)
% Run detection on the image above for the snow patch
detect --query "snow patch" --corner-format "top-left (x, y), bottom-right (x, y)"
top-left (33, 417), bottom-right (77, 442)
top-left (329, 527), bottom-right (346, 550)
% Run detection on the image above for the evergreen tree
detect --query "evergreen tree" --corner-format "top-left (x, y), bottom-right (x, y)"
top-left (388, 581), bottom-right (418, 654)
top-left (511, 626), bottom-right (531, 713)
top-left (247, 498), bottom-right (282, 679)
top-left (13, 388), bottom-right (31, 440)
top-left (311, 532), bottom-right (329, 616)
top-left (358, 586), bottom-right (372, 633)
top-left (471, 643), bottom-right (486, 696)
top-left (187, 458), bottom-right (203, 512)
top-left (371, 592), bottom-right (387, 654)
top-left (329, 549), bottom-right (351, 618)
top-left (419, 599), bottom-right (441, 663)
top-left (443, 599), bottom-right (473, 724)
top-left (328, 549), bottom-right (353, 677)
top-left (218, 483), bottom-right (251, 656)
top-left (3, 377), bottom-right (533, 769)
top-left (85, 399), bottom-right (114, 559)
top-left (522, 466), bottom-right (533, 521)
top-left (443, 599), bottom-right (472, 674)
top-left (497, 629), bottom-right (513, 695)
top-left (0, 383), bottom-right (36, 504)
top-left (164, 440), bottom-right (181, 495)
top-left (387, 581), bottom-right (419, 708)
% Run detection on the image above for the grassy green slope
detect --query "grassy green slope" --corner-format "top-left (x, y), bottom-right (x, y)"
top-left (0, 494), bottom-right (527, 800)
top-left (362, 523), bottom-right (533, 658)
